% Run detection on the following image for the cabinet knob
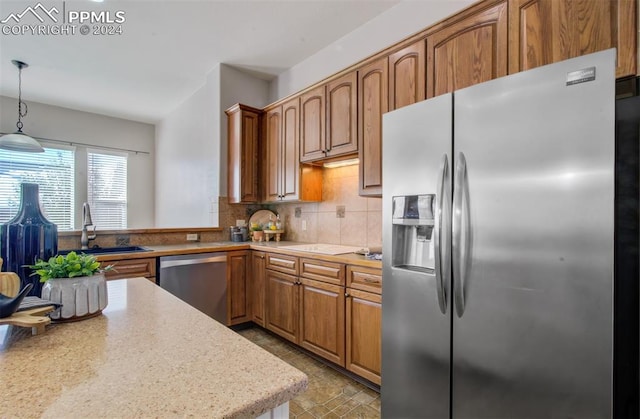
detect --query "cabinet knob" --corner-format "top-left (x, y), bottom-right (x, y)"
top-left (345, 292), bottom-right (350, 298)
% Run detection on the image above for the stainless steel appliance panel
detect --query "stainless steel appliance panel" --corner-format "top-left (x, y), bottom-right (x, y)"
top-left (451, 50), bottom-right (615, 418)
top-left (382, 94), bottom-right (453, 418)
top-left (159, 253), bottom-right (228, 324)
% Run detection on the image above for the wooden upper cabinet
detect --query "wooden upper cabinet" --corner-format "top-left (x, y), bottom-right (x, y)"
top-left (358, 57), bottom-right (388, 197)
top-left (281, 98), bottom-right (300, 201)
top-left (508, 0), bottom-right (637, 78)
top-left (300, 86), bottom-right (326, 162)
top-left (263, 106), bottom-right (282, 202)
top-left (264, 101), bottom-right (321, 203)
top-left (325, 72), bottom-right (358, 158)
top-left (389, 40), bottom-right (426, 111)
top-left (226, 104), bottom-right (261, 204)
top-left (426, 1), bottom-right (508, 98)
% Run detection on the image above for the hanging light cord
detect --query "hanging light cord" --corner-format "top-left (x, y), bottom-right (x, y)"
top-left (16, 63), bottom-right (27, 133)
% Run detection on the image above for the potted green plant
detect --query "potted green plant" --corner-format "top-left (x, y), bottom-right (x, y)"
top-left (28, 252), bottom-right (113, 321)
top-left (250, 223), bottom-right (264, 242)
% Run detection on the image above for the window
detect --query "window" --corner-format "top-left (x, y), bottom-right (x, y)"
top-left (87, 151), bottom-right (127, 229)
top-left (0, 147), bottom-right (75, 230)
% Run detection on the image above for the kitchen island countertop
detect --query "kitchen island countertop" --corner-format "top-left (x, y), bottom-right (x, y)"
top-left (0, 278), bottom-right (307, 418)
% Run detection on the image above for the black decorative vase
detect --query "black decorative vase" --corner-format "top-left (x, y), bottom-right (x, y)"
top-left (0, 183), bottom-right (58, 297)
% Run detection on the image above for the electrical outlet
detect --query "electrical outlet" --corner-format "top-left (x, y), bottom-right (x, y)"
top-left (186, 233), bottom-right (199, 241)
top-left (302, 220), bottom-right (307, 231)
top-left (336, 205), bottom-right (346, 218)
top-left (295, 207), bottom-right (302, 218)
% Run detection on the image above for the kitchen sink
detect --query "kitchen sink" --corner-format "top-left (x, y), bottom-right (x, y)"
top-left (58, 246), bottom-right (151, 255)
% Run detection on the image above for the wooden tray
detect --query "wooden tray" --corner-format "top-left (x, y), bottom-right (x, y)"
top-left (0, 306), bottom-right (55, 335)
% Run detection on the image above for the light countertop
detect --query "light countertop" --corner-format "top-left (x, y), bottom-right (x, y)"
top-left (0, 278), bottom-right (308, 418)
top-left (94, 241), bottom-right (382, 269)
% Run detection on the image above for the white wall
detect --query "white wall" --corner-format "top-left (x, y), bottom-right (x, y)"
top-left (155, 67), bottom-right (220, 228)
top-left (270, 0), bottom-right (474, 101)
top-left (155, 64), bottom-right (269, 228)
top-left (0, 95), bottom-right (155, 229)
top-left (219, 64), bottom-right (271, 196)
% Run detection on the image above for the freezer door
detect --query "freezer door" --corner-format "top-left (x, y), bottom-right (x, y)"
top-left (452, 50), bottom-right (615, 418)
top-left (382, 94), bottom-right (452, 417)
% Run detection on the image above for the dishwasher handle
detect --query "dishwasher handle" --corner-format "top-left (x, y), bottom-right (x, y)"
top-left (160, 255), bottom-right (227, 269)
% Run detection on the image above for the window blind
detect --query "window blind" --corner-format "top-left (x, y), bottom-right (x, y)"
top-left (0, 147), bottom-right (75, 230)
top-left (87, 151), bottom-right (127, 229)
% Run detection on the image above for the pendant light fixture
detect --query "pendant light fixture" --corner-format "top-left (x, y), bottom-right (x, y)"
top-left (0, 60), bottom-right (44, 153)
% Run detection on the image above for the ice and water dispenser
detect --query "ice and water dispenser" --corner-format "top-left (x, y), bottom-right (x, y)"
top-left (391, 195), bottom-right (435, 274)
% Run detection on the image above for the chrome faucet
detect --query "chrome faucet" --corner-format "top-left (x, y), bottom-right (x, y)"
top-left (80, 202), bottom-right (97, 250)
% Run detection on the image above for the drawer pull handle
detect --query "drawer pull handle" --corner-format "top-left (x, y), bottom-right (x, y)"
top-left (363, 277), bottom-right (380, 283)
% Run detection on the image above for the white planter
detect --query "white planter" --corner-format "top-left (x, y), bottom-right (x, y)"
top-left (41, 274), bottom-right (108, 321)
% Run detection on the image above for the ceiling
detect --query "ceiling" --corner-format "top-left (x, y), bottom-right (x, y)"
top-left (0, 0), bottom-right (400, 124)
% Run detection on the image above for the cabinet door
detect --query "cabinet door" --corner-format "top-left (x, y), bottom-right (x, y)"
top-left (299, 278), bottom-right (346, 366)
top-left (250, 251), bottom-right (266, 327)
top-left (300, 86), bottom-right (326, 162)
top-left (226, 104), bottom-right (261, 204)
top-left (508, 0), bottom-right (636, 79)
top-left (281, 97), bottom-right (300, 201)
top-left (300, 258), bottom-right (345, 286)
top-left (389, 40), bottom-right (426, 111)
top-left (105, 258), bottom-right (156, 281)
top-left (326, 71), bottom-right (358, 158)
top-left (426, 1), bottom-right (508, 98)
top-left (346, 265), bottom-right (382, 295)
top-left (263, 106), bottom-right (282, 202)
top-left (227, 251), bottom-right (250, 325)
top-left (358, 57), bottom-right (388, 197)
top-left (346, 288), bottom-right (382, 385)
top-left (265, 270), bottom-right (299, 343)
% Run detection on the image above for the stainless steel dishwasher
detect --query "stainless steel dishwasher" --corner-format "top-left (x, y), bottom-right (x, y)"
top-left (159, 252), bottom-right (227, 323)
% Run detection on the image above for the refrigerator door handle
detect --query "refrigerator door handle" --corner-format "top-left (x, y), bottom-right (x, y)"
top-left (453, 152), bottom-right (471, 317)
top-left (434, 154), bottom-right (450, 314)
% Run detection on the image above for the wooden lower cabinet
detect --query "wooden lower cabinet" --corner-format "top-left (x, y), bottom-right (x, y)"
top-left (104, 257), bottom-right (156, 283)
top-left (250, 251), bottom-right (266, 327)
top-left (265, 269), bottom-right (299, 342)
top-left (346, 288), bottom-right (382, 385)
top-left (227, 251), bottom-right (250, 326)
top-left (259, 252), bottom-right (382, 384)
top-left (299, 278), bottom-right (345, 366)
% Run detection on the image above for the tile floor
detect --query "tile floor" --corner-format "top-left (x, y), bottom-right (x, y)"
top-left (237, 327), bottom-right (381, 418)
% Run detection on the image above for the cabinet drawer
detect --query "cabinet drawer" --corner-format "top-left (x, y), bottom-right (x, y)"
top-left (105, 258), bottom-right (156, 280)
top-left (347, 265), bottom-right (382, 294)
top-left (265, 253), bottom-right (298, 276)
top-left (300, 258), bottom-right (345, 286)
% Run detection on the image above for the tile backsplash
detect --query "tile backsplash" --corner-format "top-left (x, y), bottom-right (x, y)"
top-left (274, 164), bottom-right (382, 248)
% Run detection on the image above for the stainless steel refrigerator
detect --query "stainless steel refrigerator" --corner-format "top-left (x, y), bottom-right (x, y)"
top-left (382, 49), bottom-right (617, 418)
